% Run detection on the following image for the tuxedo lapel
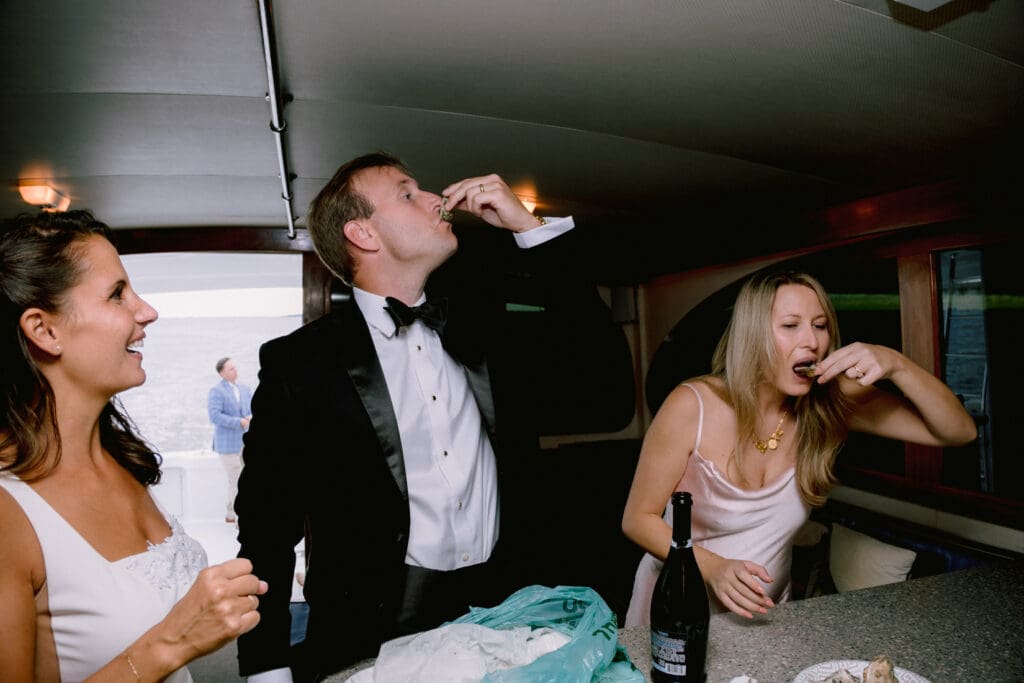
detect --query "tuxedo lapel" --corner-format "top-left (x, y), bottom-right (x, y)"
top-left (332, 300), bottom-right (408, 501)
top-left (441, 322), bottom-right (497, 448)
top-left (464, 358), bottom-right (497, 447)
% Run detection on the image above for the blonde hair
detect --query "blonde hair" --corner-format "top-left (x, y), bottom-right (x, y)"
top-left (711, 270), bottom-right (852, 506)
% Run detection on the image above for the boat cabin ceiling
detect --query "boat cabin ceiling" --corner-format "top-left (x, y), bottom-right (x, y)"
top-left (2, 0), bottom-right (1021, 282)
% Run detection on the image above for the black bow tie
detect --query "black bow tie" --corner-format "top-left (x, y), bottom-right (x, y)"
top-left (384, 297), bottom-right (448, 334)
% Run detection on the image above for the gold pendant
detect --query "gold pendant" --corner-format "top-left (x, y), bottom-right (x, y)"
top-left (753, 411), bottom-right (787, 454)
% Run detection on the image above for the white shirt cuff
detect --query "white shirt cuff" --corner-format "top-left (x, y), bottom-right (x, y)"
top-left (247, 668), bottom-right (293, 683)
top-left (512, 216), bottom-right (574, 249)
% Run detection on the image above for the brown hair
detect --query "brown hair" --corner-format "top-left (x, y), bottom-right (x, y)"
top-left (0, 210), bottom-right (161, 484)
top-left (306, 151), bottom-right (408, 284)
top-left (711, 269), bottom-right (852, 506)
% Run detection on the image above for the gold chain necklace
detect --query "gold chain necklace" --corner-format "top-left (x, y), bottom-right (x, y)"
top-left (753, 411), bottom-right (787, 453)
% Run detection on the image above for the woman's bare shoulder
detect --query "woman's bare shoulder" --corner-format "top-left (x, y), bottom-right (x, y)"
top-left (675, 375), bottom-right (730, 404)
top-left (0, 484), bottom-right (44, 589)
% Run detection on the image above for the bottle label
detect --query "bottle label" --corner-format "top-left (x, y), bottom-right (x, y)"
top-left (650, 629), bottom-right (689, 675)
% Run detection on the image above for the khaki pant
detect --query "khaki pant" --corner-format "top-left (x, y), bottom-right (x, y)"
top-left (218, 451), bottom-right (243, 520)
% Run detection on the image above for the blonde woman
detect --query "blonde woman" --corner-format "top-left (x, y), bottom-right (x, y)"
top-left (622, 270), bottom-right (976, 622)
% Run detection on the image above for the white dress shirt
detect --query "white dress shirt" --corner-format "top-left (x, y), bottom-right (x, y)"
top-left (247, 217), bottom-right (572, 683)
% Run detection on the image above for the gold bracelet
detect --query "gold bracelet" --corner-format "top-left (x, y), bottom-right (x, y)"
top-left (126, 652), bottom-right (143, 682)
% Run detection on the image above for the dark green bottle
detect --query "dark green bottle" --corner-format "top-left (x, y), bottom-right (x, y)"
top-left (650, 491), bottom-right (709, 682)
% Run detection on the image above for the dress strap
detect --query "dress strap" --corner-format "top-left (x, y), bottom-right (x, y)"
top-left (680, 383), bottom-right (704, 453)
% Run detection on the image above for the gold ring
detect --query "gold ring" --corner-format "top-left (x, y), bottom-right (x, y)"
top-left (854, 365), bottom-right (864, 378)
top-left (479, 183), bottom-right (486, 194)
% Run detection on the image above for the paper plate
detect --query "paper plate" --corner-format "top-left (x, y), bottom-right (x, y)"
top-left (792, 659), bottom-right (931, 683)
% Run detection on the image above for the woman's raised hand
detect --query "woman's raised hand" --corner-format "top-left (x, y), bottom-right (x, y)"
top-left (815, 341), bottom-right (902, 386)
top-left (128, 558), bottom-right (267, 677)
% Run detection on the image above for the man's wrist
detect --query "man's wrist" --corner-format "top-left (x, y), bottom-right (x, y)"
top-left (510, 214), bottom-right (547, 233)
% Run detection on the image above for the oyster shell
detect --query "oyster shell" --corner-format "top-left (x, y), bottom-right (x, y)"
top-left (862, 655), bottom-right (898, 682)
top-left (795, 363), bottom-right (817, 378)
top-left (814, 669), bottom-right (859, 683)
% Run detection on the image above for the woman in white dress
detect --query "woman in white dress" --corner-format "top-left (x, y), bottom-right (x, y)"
top-left (622, 270), bottom-right (977, 621)
top-left (0, 211), bottom-right (268, 682)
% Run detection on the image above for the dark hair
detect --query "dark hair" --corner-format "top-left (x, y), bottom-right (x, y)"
top-left (0, 210), bottom-right (161, 485)
top-left (306, 151), bottom-right (408, 284)
top-left (216, 357), bottom-right (231, 373)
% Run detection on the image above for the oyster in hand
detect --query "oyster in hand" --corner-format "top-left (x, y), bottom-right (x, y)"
top-left (795, 363), bottom-right (818, 378)
top-left (440, 196), bottom-right (454, 222)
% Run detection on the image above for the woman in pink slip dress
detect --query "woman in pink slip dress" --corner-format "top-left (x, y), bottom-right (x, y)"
top-left (622, 270), bottom-right (976, 622)
top-left (0, 211), bottom-right (268, 682)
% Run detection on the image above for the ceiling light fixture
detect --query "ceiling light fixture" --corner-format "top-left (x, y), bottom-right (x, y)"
top-left (18, 181), bottom-right (71, 212)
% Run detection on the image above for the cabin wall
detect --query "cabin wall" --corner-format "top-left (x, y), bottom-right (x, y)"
top-left (636, 256), bottom-right (788, 425)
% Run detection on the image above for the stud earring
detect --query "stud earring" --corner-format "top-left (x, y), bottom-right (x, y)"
top-left (55, 345), bottom-right (62, 354)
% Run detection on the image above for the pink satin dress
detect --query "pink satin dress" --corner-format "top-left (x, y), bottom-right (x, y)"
top-left (625, 383), bottom-right (810, 626)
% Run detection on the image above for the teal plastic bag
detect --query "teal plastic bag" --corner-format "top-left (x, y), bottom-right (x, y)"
top-left (450, 585), bottom-right (645, 682)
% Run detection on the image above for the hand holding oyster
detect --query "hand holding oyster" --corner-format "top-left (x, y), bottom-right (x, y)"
top-left (440, 196), bottom-right (454, 222)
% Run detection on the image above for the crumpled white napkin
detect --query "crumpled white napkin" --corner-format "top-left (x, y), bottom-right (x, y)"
top-left (728, 676), bottom-right (758, 683)
top-left (345, 623), bottom-right (570, 682)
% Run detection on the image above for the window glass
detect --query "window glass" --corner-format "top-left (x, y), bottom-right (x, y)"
top-left (938, 246), bottom-right (1023, 500)
top-left (118, 252), bottom-right (303, 453)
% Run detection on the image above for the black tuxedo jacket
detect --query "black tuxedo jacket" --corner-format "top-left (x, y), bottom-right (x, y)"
top-left (235, 229), bottom-right (633, 679)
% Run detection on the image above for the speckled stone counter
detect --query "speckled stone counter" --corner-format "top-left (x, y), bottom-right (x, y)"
top-left (327, 564), bottom-right (1023, 682)
top-left (620, 563), bottom-right (1024, 682)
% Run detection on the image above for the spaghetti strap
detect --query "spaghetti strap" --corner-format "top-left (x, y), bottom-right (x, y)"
top-left (680, 383), bottom-right (704, 453)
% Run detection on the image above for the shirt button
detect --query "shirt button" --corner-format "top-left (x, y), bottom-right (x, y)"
top-left (442, 450), bottom-right (448, 457)
top-left (416, 345), bottom-right (422, 351)
top-left (462, 553), bottom-right (470, 562)
top-left (457, 500), bottom-right (463, 509)
top-left (431, 395), bottom-right (437, 401)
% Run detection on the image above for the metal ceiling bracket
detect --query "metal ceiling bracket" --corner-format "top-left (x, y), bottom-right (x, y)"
top-left (257, 0), bottom-right (297, 239)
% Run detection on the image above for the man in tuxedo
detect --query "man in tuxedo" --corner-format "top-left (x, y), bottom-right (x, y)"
top-left (207, 356), bottom-right (252, 523)
top-left (235, 153), bottom-right (631, 681)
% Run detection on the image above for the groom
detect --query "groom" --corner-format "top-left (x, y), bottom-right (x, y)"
top-left (236, 153), bottom-right (631, 681)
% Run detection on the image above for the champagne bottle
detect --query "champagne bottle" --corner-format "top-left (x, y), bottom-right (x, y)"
top-left (650, 491), bottom-right (709, 682)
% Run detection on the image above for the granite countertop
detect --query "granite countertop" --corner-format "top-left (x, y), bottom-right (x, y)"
top-left (327, 564), bottom-right (1023, 682)
top-left (621, 563), bottom-right (1024, 682)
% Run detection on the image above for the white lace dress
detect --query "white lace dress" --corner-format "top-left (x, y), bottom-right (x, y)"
top-left (0, 474), bottom-right (208, 683)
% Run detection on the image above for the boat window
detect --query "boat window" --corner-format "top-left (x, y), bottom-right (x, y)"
top-left (938, 246), bottom-right (1022, 501)
top-left (117, 252), bottom-right (303, 523)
